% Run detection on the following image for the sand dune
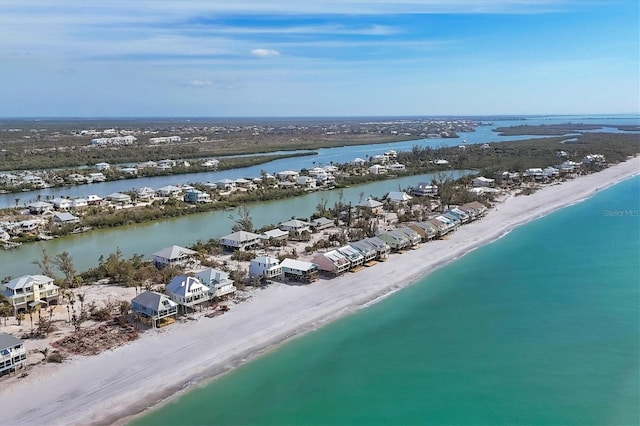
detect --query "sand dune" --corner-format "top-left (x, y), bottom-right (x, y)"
top-left (1, 156), bottom-right (638, 426)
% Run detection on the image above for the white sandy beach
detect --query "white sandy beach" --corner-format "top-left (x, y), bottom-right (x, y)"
top-left (1, 156), bottom-right (638, 426)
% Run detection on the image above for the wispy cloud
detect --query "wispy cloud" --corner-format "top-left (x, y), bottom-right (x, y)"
top-left (188, 79), bottom-right (213, 87)
top-left (250, 48), bottom-right (281, 58)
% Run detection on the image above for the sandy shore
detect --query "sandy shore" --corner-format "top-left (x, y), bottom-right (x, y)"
top-left (1, 156), bottom-right (638, 426)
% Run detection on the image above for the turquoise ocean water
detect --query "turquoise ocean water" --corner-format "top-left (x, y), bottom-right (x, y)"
top-left (135, 176), bottom-right (639, 426)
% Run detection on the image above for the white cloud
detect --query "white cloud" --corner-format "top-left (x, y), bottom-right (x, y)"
top-left (188, 80), bottom-right (213, 87)
top-left (251, 48), bottom-right (281, 58)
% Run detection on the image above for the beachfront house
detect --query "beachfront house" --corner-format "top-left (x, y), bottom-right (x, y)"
top-left (248, 256), bottom-right (283, 281)
top-left (396, 227), bottom-right (422, 247)
top-left (0, 333), bottom-right (27, 376)
top-left (434, 215), bottom-right (457, 233)
top-left (280, 258), bottom-right (319, 283)
top-left (377, 231), bottom-right (411, 251)
top-left (165, 275), bottom-right (211, 312)
top-left (219, 231), bottom-right (262, 252)
top-left (195, 268), bottom-right (237, 298)
top-left (153, 245), bottom-right (198, 269)
top-left (408, 222), bottom-right (438, 241)
top-left (348, 240), bottom-right (377, 263)
top-left (358, 237), bottom-right (391, 260)
top-left (312, 250), bottom-right (351, 276)
top-left (130, 291), bottom-right (178, 328)
top-left (426, 218), bottom-right (448, 237)
top-left (336, 245), bottom-right (365, 269)
top-left (450, 208), bottom-right (471, 224)
top-left (441, 211), bottom-right (462, 227)
top-left (0, 275), bottom-right (59, 312)
top-left (459, 201), bottom-right (487, 220)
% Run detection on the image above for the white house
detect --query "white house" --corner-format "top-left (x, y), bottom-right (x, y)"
top-left (95, 162), bottom-right (111, 171)
top-left (0, 333), bottom-right (27, 375)
top-left (86, 194), bottom-right (103, 205)
top-left (280, 258), bottom-right (319, 283)
top-left (275, 170), bottom-right (299, 182)
top-left (279, 219), bottom-right (311, 234)
top-left (386, 191), bottom-right (412, 205)
top-left (472, 176), bottom-right (495, 187)
top-left (88, 172), bottom-right (106, 182)
top-left (106, 192), bottom-right (132, 204)
top-left (248, 256), bottom-right (283, 280)
top-left (156, 185), bottom-right (182, 197)
top-left (219, 231), bottom-right (262, 251)
top-left (165, 275), bottom-right (210, 312)
top-left (136, 187), bottom-right (156, 201)
top-left (52, 198), bottom-right (73, 210)
top-left (388, 163), bottom-right (406, 172)
top-left (368, 164), bottom-right (387, 175)
top-left (153, 245), bottom-right (198, 269)
top-left (195, 268), bottom-right (237, 298)
top-left (296, 176), bottom-right (316, 189)
top-left (72, 198), bottom-right (88, 209)
top-left (411, 182), bottom-right (438, 197)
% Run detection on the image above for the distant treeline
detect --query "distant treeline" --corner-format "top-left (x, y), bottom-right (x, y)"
top-left (494, 123), bottom-right (640, 136)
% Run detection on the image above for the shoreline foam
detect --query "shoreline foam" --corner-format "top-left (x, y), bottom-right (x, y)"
top-left (1, 156), bottom-right (638, 426)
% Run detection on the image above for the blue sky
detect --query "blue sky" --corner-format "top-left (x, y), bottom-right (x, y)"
top-left (0, 0), bottom-right (638, 117)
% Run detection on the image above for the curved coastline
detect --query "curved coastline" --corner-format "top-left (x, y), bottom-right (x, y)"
top-left (1, 156), bottom-right (638, 426)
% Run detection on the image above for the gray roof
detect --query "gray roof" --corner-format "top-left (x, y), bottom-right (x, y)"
top-left (131, 291), bottom-right (175, 312)
top-left (0, 332), bottom-right (23, 350)
top-left (54, 212), bottom-right (79, 222)
top-left (219, 230), bottom-right (261, 243)
top-left (311, 217), bottom-right (333, 226)
top-left (153, 245), bottom-right (197, 260)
